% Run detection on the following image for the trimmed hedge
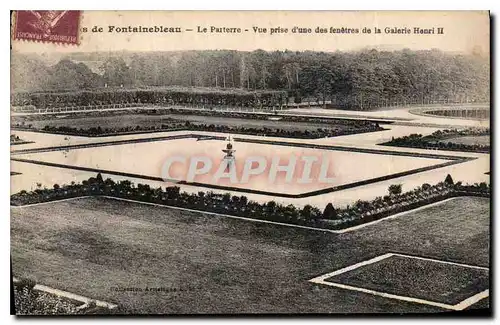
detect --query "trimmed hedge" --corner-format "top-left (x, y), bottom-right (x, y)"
top-left (11, 174), bottom-right (490, 231)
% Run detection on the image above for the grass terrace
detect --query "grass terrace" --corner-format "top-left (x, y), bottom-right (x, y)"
top-left (13, 118), bottom-right (383, 139)
top-left (11, 194), bottom-right (490, 314)
top-left (383, 128), bottom-right (490, 153)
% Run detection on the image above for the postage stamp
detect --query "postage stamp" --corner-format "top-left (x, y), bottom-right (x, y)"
top-left (12, 10), bottom-right (81, 45)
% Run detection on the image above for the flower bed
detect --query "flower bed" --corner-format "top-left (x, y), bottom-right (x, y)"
top-left (11, 174), bottom-right (490, 231)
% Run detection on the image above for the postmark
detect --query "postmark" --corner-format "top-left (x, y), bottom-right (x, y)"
top-left (12, 10), bottom-right (81, 45)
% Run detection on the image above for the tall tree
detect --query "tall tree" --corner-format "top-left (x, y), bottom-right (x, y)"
top-left (101, 57), bottom-right (132, 87)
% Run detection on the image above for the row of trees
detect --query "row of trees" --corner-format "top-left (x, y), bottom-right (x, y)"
top-left (11, 173), bottom-right (490, 231)
top-left (384, 128), bottom-right (490, 153)
top-left (11, 87), bottom-right (287, 110)
top-left (12, 49), bottom-right (489, 109)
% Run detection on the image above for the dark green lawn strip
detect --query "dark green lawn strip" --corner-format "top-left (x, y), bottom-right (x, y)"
top-left (326, 255), bottom-right (489, 305)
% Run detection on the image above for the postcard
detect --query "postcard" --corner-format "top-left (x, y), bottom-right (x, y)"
top-left (10, 10), bottom-right (490, 315)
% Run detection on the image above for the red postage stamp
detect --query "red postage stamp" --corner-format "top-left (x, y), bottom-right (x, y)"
top-left (12, 10), bottom-right (81, 45)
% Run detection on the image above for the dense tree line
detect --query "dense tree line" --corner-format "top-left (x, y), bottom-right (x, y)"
top-left (11, 173), bottom-right (490, 231)
top-left (12, 49), bottom-right (489, 110)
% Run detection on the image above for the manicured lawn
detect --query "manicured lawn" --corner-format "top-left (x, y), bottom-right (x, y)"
top-left (12, 113), bottom-right (360, 133)
top-left (444, 136), bottom-right (490, 146)
top-left (325, 254), bottom-right (489, 305)
top-left (11, 196), bottom-right (490, 314)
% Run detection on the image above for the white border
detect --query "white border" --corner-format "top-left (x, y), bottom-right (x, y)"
top-left (12, 277), bottom-right (117, 310)
top-left (309, 253), bottom-right (489, 311)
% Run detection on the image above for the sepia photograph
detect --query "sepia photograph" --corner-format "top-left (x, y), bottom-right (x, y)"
top-left (9, 10), bottom-right (491, 316)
